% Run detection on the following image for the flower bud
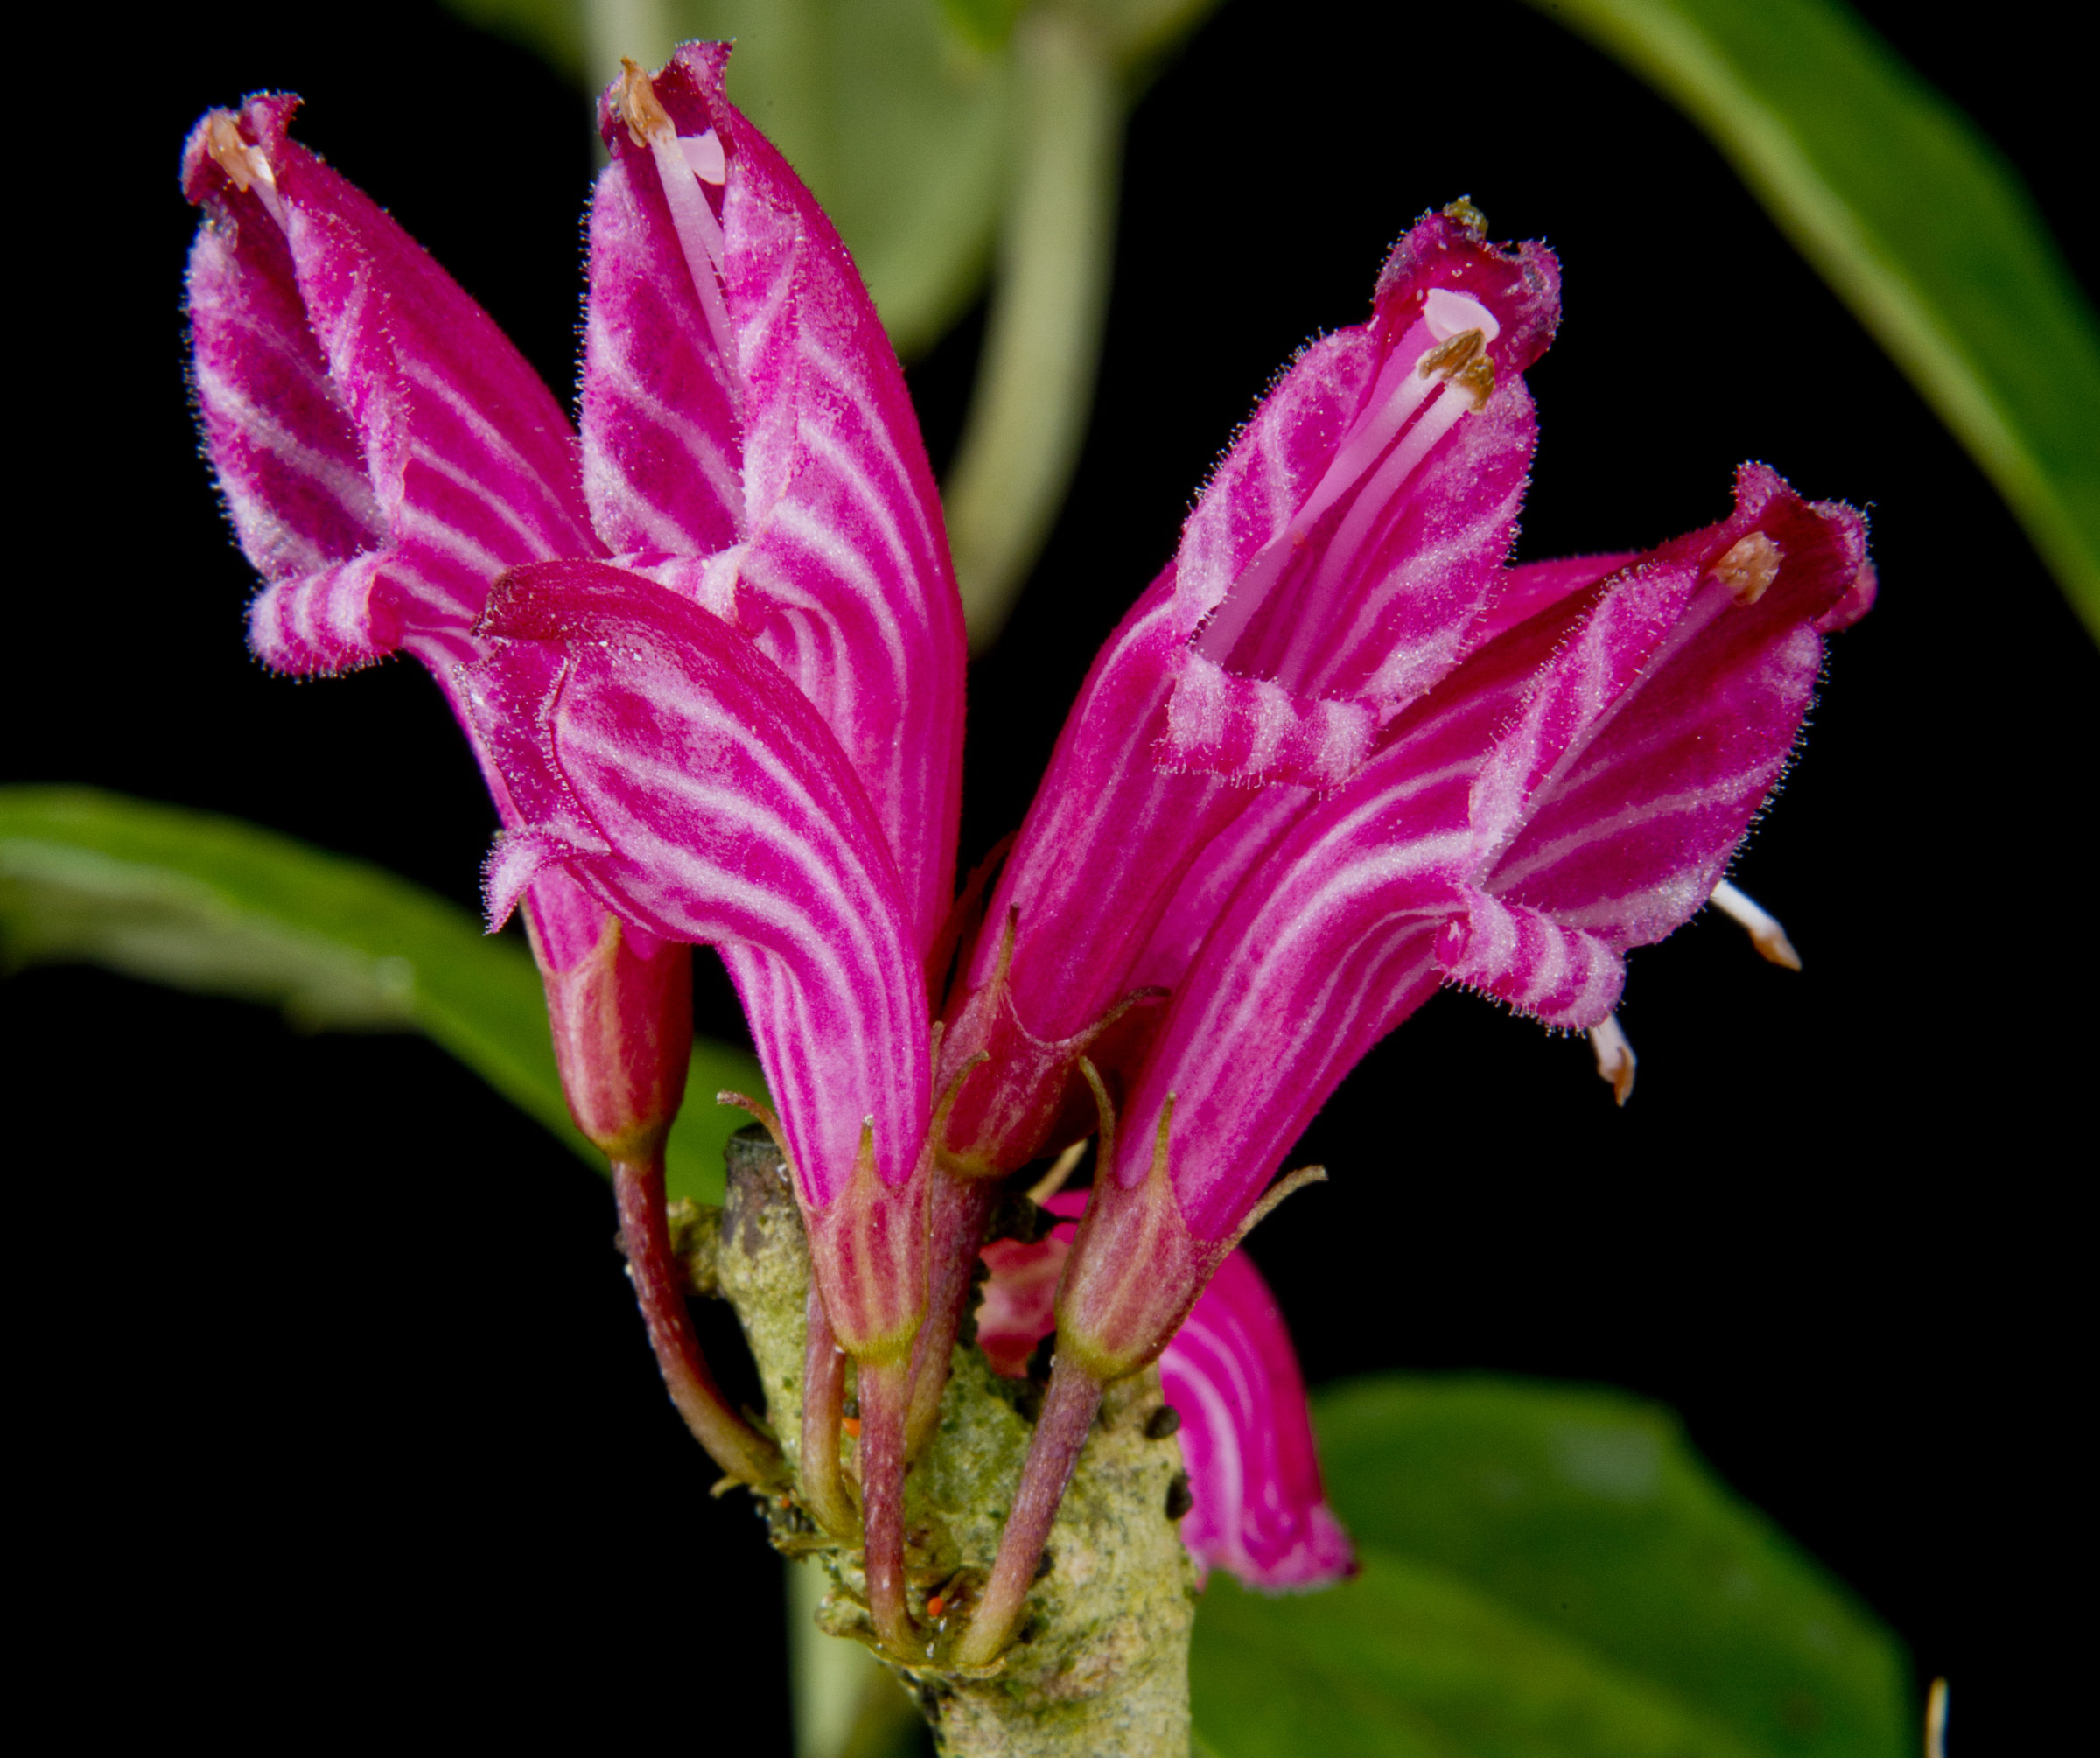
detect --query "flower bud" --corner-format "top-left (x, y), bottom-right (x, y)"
top-left (522, 867), bottom-right (692, 1159)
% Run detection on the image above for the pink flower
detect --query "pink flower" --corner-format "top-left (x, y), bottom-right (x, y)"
top-left (184, 53), bottom-right (963, 1648)
top-left (182, 85), bottom-right (752, 1491)
top-left (463, 47), bottom-right (966, 1652)
top-left (934, 208), bottom-right (1563, 1184)
top-left (977, 1195), bottom-right (1352, 1593)
top-left (574, 51), bottom-right (964, 956)
top-left (953, 462), bottom-right (1872, 1661)
top-left (1060, 465), bottom-right (1870, 1368)
top-left (185, 57), bottom-right (1872, 1671)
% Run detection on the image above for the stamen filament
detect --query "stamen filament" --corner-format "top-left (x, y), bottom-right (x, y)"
top-left (646, 129), bottom-right (740, 395)
top-left (619, 61), bottom-right (739, 408)
top-left (1026, 1138), bottom-right (1089, 1206)
top-left (1195, 342), bottom-right (1442, 662)
top-left (205, 113), bottom-right (287, 231)
top-left (1196, 290), bottom-right (1499, 662)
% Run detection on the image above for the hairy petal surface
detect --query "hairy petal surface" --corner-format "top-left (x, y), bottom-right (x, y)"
top-left (1479, 466), bottom-right (1870, 949)
top-left (940, 215), bottom-right (1564, 1173)
top-left (1163, 209), bottom-right (1561, 789)
top-left (1159, 1251), bottom-right (1354, 1591)
top-left (582, 46), bottom-right (964, 953)
top-left (183, 95), bottom-right (637, 1101)
top-left (580, 119), bottom-right (743, 561)
top-left (937, 575), bottom-right (1264, 1172)
top-left (183, 95), bottom-right (595, 685)
top-left (468, 559), bottom-right (930, 1217)
top-left (1063, 467), bottom-right (1871, 1369)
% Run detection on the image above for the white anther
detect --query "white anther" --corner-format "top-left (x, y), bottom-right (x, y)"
top-left (1710, 879), bottom-right (1802, 970)
top-left (1589, 1015), bottom-right (1636, 1106)
top-left (1423, 287), bottom-right (1500, 344)
top-left (680, 130), bottom-right (726, 184)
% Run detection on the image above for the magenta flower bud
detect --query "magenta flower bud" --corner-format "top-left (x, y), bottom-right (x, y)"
top-left (938, 208), bottom-right (1562, 1178)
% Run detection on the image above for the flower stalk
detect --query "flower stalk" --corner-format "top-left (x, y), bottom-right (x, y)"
top-left (612, 1151), bottom-right (780, 1486)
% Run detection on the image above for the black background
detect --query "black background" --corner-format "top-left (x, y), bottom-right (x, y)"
top-left (6, 1), bottom-right (2090, 1747)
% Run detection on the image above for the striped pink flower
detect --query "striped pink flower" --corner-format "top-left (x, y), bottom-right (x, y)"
top-left (960, 459), bottom-right (1873, 1662)
top-left (180, 96), bottom-right (648, 1079)
top-left (178, 47), bottom-right (966, 1538)
top-left (185, 60), bottom-right (1873, 1670)
top-left (182, 84), bottom-right (793, 1489)
top-left (934, 209), bottom-right (1560, 1186)
top-left (467, 45), bottom-right (964, 1321)
top-left (1059, 466), bottom-right (1872, 1375)
top-left (574, 46), bottom-right (963, 956)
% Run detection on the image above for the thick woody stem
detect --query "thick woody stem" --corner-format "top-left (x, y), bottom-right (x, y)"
top-left (612, 1154), bottom-right (780, 1487)
top-left (955, 1356), bottom-right (1105, 1668)
top-left (800, 1286), bottom-right (859, 1538)
top-left (906, 1171), bottom-right (1001, 1457)
top-left (857, 1355), bottom-right (917, 1659)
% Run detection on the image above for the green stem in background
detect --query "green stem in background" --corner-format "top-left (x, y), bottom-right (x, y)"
top-left (790, 1561), bottom-right (921, 1758)
top-left (943, 6), bottom-right (1121, 650)
top-left (1532, 0), bottom-right (2100, 641)
top-left (581, 0), bottom-right (668, 86)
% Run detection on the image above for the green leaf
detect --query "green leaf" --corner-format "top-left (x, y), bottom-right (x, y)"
top-left (1530, 0), bottom-right (2100, 641)
top-left (0, 787), bottom-right (758, 1204)
top-left (1191, 1376), bottom-right (1911, 1758)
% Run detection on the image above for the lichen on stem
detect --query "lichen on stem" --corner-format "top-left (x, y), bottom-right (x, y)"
top-left (689, 1126), bottom-right (1198, 1756)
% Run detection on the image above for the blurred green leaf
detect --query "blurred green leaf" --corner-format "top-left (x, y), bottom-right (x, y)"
top-left (449, 0), bottom-right (1012, 359)
top-left (1191, 1376), bottom-right (1911, 1758)
top-left (441, 0), bottom-right (1218, 650)
top-left (945, 8), bottom-right (1117, 646)
top-left (0, 787), bottom-right (757, 1203)
top-left (937, 0), bottom-right (1027, 53)
top-left (690, 0), bottom-right (1012, 359)
top-left (1532, 0), bottom-right (2100, 641)
top-left (445, 0), bottom-right (590, 78)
